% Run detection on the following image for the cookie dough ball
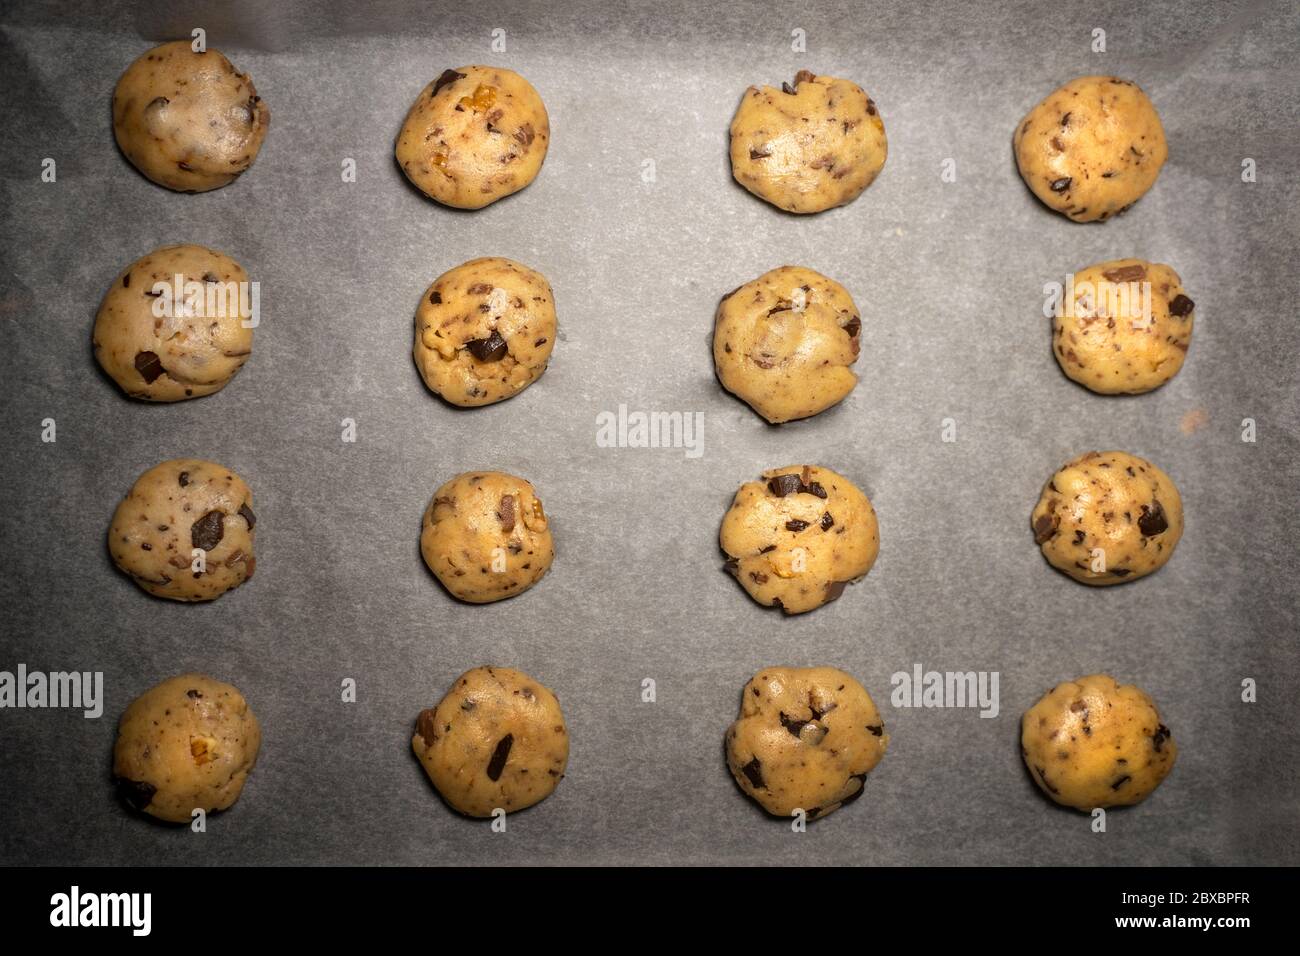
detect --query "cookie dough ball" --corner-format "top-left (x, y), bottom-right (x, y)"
top-left (1054, 258), bottom-right (1194, 394)
top-left (1021, 674), bottom-right (1176, 811)
top-left (112, 40), bottom-right (269, 192)
top-left (108, 459), bottom-right (257, 601)
top-left (113, 673), bottom-right (261, 823)
top-left (420, 472), bottom-right (553, 603)
top-left (721, 465), bottom-right (879, 614)
top-left (713, 266), bottom-right (861, 423)
top-left (1031, 450), bottom-right (1182, 585)
top-left (414, 257), bottom-right (556, 406)
top-left (93, 244), bottom-right (255, 402)
top-left (412, 666), bottom-right (568, 817)
top-left (396, 66), bottom-right (550, 209)
top-left (729, 70), bottom-right (887, 214)
top-left (726, 666), bottom-right (888, 821)
top-left (1014, 75), bottom-right (1167, 222)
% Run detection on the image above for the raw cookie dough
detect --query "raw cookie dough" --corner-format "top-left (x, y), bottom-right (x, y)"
top-left (108, 459), bottom-right (257, 601)
top-left (1031, 450), bottom-right (1182, 585)
top-left (413, 257), bottom-right (556, 406)
top-left (1014, 75), bottom-right (1167, 222)
top-left (1054, 258), bottom-right (1194, 394)
top-left (420, 472), bottom-right (553, 603)
top-left (729, 69), bottom-right (887, 214)
top-left (113, 673), bottom-right (261, 823)
top-left (713, 265), bottom-right (861, 423)
top-left (112, 40), bottom-right (270, 192)
top-left (93, 244), bottom-right (255, 402)
top-left (396, 66), bottom-right (550, 209)
top-left (726, 666), bottom-right (888, 821)
top-left (1021, 674), bottom-right (1176, 811)
top-left (412, 666), bottom-right (568, 817)
top-left (720, 465), bottom-right (879, 614)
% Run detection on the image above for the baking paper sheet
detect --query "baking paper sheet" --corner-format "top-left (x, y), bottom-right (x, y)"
top-left (1, 0), bottom-right (1298, 866)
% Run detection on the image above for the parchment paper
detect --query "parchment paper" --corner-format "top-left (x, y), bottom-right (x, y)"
top-left (1, 0), bottom-right (1298, 866)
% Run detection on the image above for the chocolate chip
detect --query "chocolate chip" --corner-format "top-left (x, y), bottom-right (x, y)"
top-left (1138, 502), bottom-right (1168, 537)
top-left (781, 81), bottom-right (796, 95)
top-left (178, 471), bottom-right (190, 487)
top-left (1061, 111), bottom-right (1071, 126)
top-left (186, 689), bottom-right (202, 699)
top-left (415, 708), bottom-right (439, 743)
top-left (191, 510), bottom-right (225, 551)
top-left (1110, 568), bottom-right (1132, 577)
top-left (122, 273), bottom-right (131, 288)
top-left (1152, 724), bottom-right (1172, 753)
top-left (843, 316), bottom-right (861, 339)
top-left (1102, 264), bottom-right (1147, 283)
top-left (232, 503), bottom-right (255, 531)
top-left (1033, 513), bottom-right (1058, 544)
top-left (820, 512), bottom-right (833, 531)
top-left (1110, 774), bottom-right (1132, 791)
top-left (202, 272), bottom-right (220, 284)
top-left (779, 712), bottom-right (810, 738)
top-left (824, 580), bottom-right (847, 602)
top-left (768, 474), bottom-right (804, 497)
top-left (758, 544), bottom-right (776, 554)
top-left (867, 724), bottom-right (883, 736)
top-left (497, 494), bottom-right (516, 532)
top-left (723, 556), bottom-right (739, 573)
top-left (513, 123), bottom-right (535, 147)
top-left (432, 69), bottom-right (466, 96)
top-left (486, 733), bottom-right (514, 781)
top-left (1168, 294), bottom-right (1195, 317)
top-left (749, 147), bottom-right (771, 160)
top-left (115, 777), bottom-right (156, 811)
top-left (785, 519), bottom-right (809, 532)
top-left (134, 351), bottom-right (164, 384)
top-left (740, 756), bottom-right (765, 789)
top-left (1050, 177), bottom-right (1072, 193)
top-left (466, 330), bottom-right (507, 361)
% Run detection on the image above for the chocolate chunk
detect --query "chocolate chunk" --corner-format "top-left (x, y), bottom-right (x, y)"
top-left (134, 351), bottom-right (164, 384)
top-left (1168, 293), bottom-right (1195, 317)
top-left (202, 272), bottom-right (220, 284)
top-left (785, 519), bottom-right (809, 532)
top-left (415, 708), bottom-right (439, 743)
top-left (740, 756), bottom-right (765, 789)
top-left (768, 474), bottom-right (804, 497)
top-left (178, 471), bottom-right (190, 487)
top-left (497, 494), bottom-right (516, 532)
top-left (428, 290), bottom-right (442, 305)
top-left (759, 544), bottom-right (776, 554)
top-left (1061, 111), bottom-right (1071, 126)
top-left (781, 81), bottom-right (796, 95)
top-left (843, 316), bottom-right (861, 339)
top-left (1050, 177), bottom-right (1072, 193)
top-left (820, 512), bottom-right (833, 531)
top-left (186, 689), bottom-right (202, 699)
top-left (1138, 502), bottom-right (1168, 537)
top-left (466, 330), bottom-right (507, 361)
top-left (793, 70), bottom-right (816, 85)
top-left (432, 69), bottom-right (466, 96)
top-left (115, 777), bottom-right (156, 811)
top-left (1110, 774), bottom-right (1132, 791)
top-left (1152, 723), bottom-right (1172, 753)
top-left (723, 556), bottom-right (739, 573)
top-left (806, 482), bottom-right (828, 499)
top-left (513, 123), bottom-right (535, 147)
top-left (824, 580), bottom-right (847, 601)
top-left (779, 712), bottom-right (810, 738)
top-left (486, 733), bottom-right (513, 781)
top-left (1033, 513), bottom-right (1058, 544)
top-left (1109, 568), bottom-right (1132, 577)
top-left (749, 147), bottom-right (771, 160)
top-left (122, 273), bottom-right (130, 288)
top-left (1102, 264), bottom-right (1147, 283)
top-left (238, 502), bottom-right (256, 530)
top-left (866, 724), bottom-right (883, 736)
top-left (191, 510), bottom-right (225, 551)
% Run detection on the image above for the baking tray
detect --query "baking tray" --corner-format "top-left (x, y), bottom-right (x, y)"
top-left (1, 0), bottom-right (1297, 866)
